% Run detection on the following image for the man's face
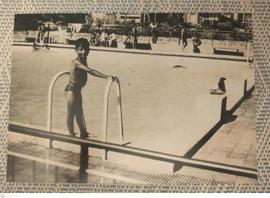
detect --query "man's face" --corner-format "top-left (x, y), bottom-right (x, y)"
top-left (76, 45), bottom-right (89, 59)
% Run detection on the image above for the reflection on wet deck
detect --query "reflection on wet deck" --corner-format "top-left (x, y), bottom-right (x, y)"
top-left (7, 155), bottom-right (125, 183)
top-left (7, 142), bottom-right (217, 185)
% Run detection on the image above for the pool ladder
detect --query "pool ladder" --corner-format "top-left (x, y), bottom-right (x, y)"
top-left (47, 71), bottom-right (124, 148)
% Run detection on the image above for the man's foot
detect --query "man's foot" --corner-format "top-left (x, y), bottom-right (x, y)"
top-left (80, 132), bottom-right (98, 139)
top-left (80, 132), bottom-right (90, 139)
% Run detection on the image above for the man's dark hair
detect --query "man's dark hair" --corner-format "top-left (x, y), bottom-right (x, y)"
top-left (75, 38), bottom-right (90, 50)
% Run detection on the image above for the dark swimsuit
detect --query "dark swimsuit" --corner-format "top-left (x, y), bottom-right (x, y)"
top-left (65, 65), bottom-right (87, 93)
top-left (65, 82), bottom-right (78, 92)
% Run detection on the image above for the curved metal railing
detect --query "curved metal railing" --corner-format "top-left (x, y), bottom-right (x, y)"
top-left (103, 78), bottom-right (124, 142)
top-left (47, 71), bottom-right (124, 148)
top-left (47, 71), bottom-right (70, 148)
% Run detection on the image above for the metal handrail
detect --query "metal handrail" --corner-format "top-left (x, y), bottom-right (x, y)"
top-left (47, 71), bottom-right (124, 148)
top-left (103, 78), bottom-right (124, 142)
top-left (9, 122), bottom-right (257, 178)
top-left (47, 71), bottom-right (70, 148)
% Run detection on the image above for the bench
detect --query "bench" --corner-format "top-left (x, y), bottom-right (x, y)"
top-left (213, 47), bottom-right (244, 56)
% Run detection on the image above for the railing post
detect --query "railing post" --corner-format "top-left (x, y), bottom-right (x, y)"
top-left (79, 142), bottom-right (89, 182)
top-left (47, 71), bottom-right (70, 148)
top-left (102, 78), bottom-right (124, 160)
top-left (116, 80), bottom-right (124, 141)
top-left (220, 96), bottom-right (227, 122)
top-left (103, 78), bottom-right (114, 143)
top-left (244, 79), bottom-right (248, 98)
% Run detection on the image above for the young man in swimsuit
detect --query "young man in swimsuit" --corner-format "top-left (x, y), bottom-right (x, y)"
top-left (65, 38), bottom-right (117, 138)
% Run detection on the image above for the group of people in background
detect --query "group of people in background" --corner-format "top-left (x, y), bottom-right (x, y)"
top-left (34, 20), bottom-right (202, 53)
top-left (178, 27), bottom-right (202, 53)
top-left (33, 20), bottom-right (50, 49)
top-left (91, 24), bottom-right (202, 52)
top-left (149, 23), bottom-right (202, 53)
top-left (88, 30), bottom-right (118, 48)
top-left (99, 31), bottom-right (118, 47)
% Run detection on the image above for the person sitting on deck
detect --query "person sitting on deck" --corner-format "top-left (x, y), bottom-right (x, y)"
top-left (192, 33), bottom-right (202, 53)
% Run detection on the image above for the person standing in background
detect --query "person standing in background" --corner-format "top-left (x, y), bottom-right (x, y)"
top-left (132, 24), bottom-right (138, 49)
top-left (150, 22), bottom-right (158, 44)
top-left (181, 27), bottom-right (188, 50)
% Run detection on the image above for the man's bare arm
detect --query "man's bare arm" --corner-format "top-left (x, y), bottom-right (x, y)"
top-left (75, 61), bottom-right (112, 79)
top-left (88, 68), bottom-right (111, 79)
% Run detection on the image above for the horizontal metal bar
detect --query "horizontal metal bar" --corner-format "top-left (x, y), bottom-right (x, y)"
top-left (9, 122), bottom-right (257, 178)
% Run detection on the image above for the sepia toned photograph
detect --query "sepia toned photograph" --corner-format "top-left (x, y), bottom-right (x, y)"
top-left (7, 12), bottom-right (256, 185)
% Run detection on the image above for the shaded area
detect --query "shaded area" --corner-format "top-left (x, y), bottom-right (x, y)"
top-left (125, 43), bottom-right (152, 50)
top-left (214, 48), bottom-right (244, 56)
top-left (174, 85), bottom-right (256, 174)
top-left (14, 14), bottom-right (86, 31)
top-left (7, 155), bottom-right (118, 184)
